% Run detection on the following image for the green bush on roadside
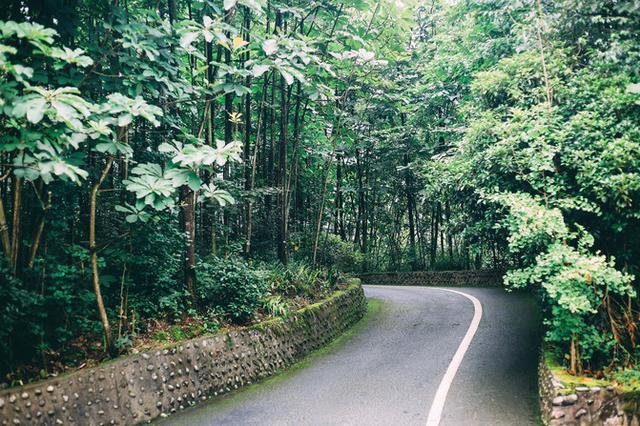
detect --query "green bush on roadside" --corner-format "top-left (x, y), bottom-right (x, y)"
top-left (196, 256), bottom-right (269, 324)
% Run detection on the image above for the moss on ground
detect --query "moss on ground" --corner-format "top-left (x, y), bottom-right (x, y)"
top-left (544, 350), bottom-right (619, 394)
top-left (241, 297), bottom-right (380, 389)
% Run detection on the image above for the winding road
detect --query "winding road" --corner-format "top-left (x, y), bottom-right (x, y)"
top-left (159, 285), bottom-right (542, 426)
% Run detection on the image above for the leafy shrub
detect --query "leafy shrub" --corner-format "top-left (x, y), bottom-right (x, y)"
top-left (508, 242), bottom-right (634, 369)
top-left (25, 244), bottom-right (104, 368)
top-left (0, 261), bottom-right (42, 379)
top-left (430, 255), bottom-right (469, 271)
top-left (262, 295), bottom-right (289, 318)
top-left (196, 256), bottom-right (268, 324)
top-left (294, 233), bottom-right (363, 272)
top-left (169, 325), bottom-right (186, 341)
top-left (152, 331), bottom-right (169, 343)
top-left (260, 261), bottom-right (340, 300)
top-left (319, 234), bottom-right (365, 272)
top-left (498, 193), bottom-right (635, 372)
top-left (126, 217), bottom-right (187, 319)
top-left (613, 369), bottom-right (640, 390)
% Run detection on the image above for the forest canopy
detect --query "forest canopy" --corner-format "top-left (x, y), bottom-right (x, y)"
top-left (1, 0), bottom-right (639, 383)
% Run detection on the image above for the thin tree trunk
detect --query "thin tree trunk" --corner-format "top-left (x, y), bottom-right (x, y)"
top-left (90, 157), bottom-right (114, 355)
top-left (245, 73), bottom-right (271, 256)
top-left (28, 190), bottom-right (52, 268)
top-left (446, 201), bottom-right (453, 260)
top-left (243, 7), bottom-right (252, 255)
top-left (430, 203), bottom-right (439, 266)
top-left (439, 204), bottom-right (445, 258)
top-left (284, 81), bottom-right (303, 230)
top-left (334, 154), bottom-right (345, 238)
top-left (277, 85), bottom-right (289, 263)
top-left (9, 177), bottom-right (22, 273)
top-left (361, 152), bottom-right (369, 256)
top-left (534, 0), bottom-right (553, 106)
top-left (221, 7), bottom-right (235, 249)
top-left (265, 64), bottom-right (276, 244)
top-left (275, 11), bottom-right (289, 264)
top-left (354, 151), bottom-right (362, 247)
top-left (182, 187), bottom-right (197, 303)
top-left (0, 194), bottom-right (10, 259)
top-left (117, 260), bottom-right (129, 340)
top-left (312, 158), bottom-right (334, 265)
top-left (404, 154), bottom-right (417, 269)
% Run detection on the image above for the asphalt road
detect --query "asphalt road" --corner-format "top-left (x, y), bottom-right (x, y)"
top-left (159, 285), bottom-right (542, 426)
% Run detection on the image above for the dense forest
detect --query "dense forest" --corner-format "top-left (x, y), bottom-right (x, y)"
top-left (1, 0), bottom-right (639, 385)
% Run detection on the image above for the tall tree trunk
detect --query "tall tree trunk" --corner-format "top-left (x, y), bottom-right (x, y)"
top-left (167, 0), bottom-right (177, 23)
top-left (243, 8), bottom-right (252, 255)
top-left (275, 11), bottom-right (289, 264)
top-left (221, 6), bottom-right (235, 250)
top-left (9, 177), bottom-right (22, 274)
top-left (361, 152), bottom-right (369, 256)
top-left (404, 154), bottom-right (417, 270)
top-left (265, 63), bottom-right (276, 245)
top-left (182, 187), bottom-right (197, 303)
top-left (534, 0), bottom-right (553, 106)
top-left (430, 203), bottom-right (439, 266)
top-left (334, 154), bottom-right (345, 239)
top-left (28, 190), bottom-right (52, 268)
top-left (446, 201), bottom-right (453, 260)
top-left (355, 148), bottom-right (367, 250)
top-left (439, 204), bottom-right (445, 258)
top-left (284, 80), bottom-right (304, 232)
top-left (0, 192), bottom-right (11, 259)
top-left (277, 76), bottom-right (289, 264)
top-left (245, 73), bottom-right (271, 257)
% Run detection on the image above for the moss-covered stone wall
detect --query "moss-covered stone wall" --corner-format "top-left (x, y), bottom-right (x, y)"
top-left (0, 280), bottom-right (366, 426)
top-left (538, 351), bottom-right (640, 425)
top-left (359, 270), bottom-right (503, 287)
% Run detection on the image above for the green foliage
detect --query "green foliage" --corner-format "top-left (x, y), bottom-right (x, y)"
top-left (507, 242), bottom-right (634, 365)
top-left (261, 261), bottom-right (340, 300)
top-left (196, 256), bottom-right (268, 324)
top-left (613, 369), bottom-right (640, 390)
top-left (169, 325), bottom-right (186, 341)
top-left (2, 0), bottom-right (638, 383)
top-left (429, 256), bottom-right (470, 272)
top-left (491, 193), bottom-right (569, 262)
top-left (409, 0), bottom-right (640, 372)
top-left (125, 218), bottom-right (187, 319)
top-left (0, 0), bottom-right (414, 382)
top-left (152, 331), bottom-right (169, 343)
top-left (298, 233), bottom-right (364, 273)
top-left (261, 295), bottom-right (289, 318)
top-left (0, 261), bottom-right (41, 377)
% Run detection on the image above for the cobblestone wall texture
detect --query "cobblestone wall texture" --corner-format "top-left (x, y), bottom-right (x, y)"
top-left (0, 280), bottom-right (366, 426)
top-left (539, 351), bottom-right (640, 425)
top-left (359, 270), bottom-right (503, 287)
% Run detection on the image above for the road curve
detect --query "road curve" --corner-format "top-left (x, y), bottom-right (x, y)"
top-left (159, 286), bottom-right (542, 426)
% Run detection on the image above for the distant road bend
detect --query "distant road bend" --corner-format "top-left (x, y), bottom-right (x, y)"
top-left (160, 285), bottom-right (541, 426)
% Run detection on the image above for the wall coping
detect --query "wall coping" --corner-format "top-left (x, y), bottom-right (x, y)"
top-left (0, 279), bottom-right (366, 425)
top-left (358, 269), bottom-right (504, 276)
top-left (359, 270), bottom-right (504, 287)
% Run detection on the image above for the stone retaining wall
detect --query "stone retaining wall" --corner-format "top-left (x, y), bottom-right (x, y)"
top-left (359, 270), bottom-right (503, 287)
top-left (0, 280), bottom-right (366, 426)
top-left (538, 351), bottom-right (640, 425)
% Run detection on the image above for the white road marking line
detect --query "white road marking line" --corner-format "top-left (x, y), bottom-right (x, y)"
top-left (426, 288), bottom-right (483, 426)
